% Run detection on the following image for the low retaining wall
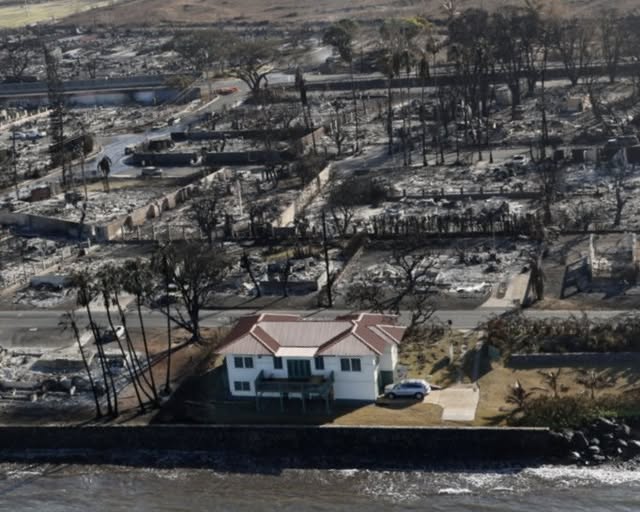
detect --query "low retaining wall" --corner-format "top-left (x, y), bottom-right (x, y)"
top-left (275, 163), bottom-right (332, 227)
top-left (0, 425), bottom-right (551, 464)
top-left (0, 211), bottom-right (94, 239)
top-left (508, 352), bottom-right (640, 368)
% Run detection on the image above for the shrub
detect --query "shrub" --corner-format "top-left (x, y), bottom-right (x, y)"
top-left (511, 395), bottom-right (640, 430)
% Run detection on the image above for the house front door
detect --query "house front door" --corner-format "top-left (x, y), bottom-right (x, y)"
top-left (287, 359), bottom-right (311, 379)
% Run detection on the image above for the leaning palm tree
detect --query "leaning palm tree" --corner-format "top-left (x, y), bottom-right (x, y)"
top-left (96, 265), bottom-right (146, 413)
top-left (73, 269), bottom-right (117, 416)
top-left (60, 311), bottom-right (102, 418)
top-left (110, 264), bottom-right (156, 404)
top-left (121, 259), bottom-right (159, 404)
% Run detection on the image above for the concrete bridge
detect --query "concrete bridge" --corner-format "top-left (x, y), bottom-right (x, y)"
top-left (0, 74), bottom-right (199, 107)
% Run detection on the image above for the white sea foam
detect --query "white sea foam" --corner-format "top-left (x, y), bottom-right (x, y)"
top-left (437, 487), bottom-right (473, 495)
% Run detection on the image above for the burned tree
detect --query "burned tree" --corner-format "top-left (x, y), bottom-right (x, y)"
top-left (240, 251), bottom-right (262, 297)
top-left (489, 7), bottom-right (529, 115)
top-left (327, 178), bottom-right (357, 237)
top-left (323, 19), bottom-right (361, 151)
top-left (345, 242), bottom-right (436, 335)
top-left (535, 158), bottom-right (564, 225)
top-left (598, 9), bottom-right (626, 84)
top-left (608, 159), bottom-right (632, 228)
top-left (328, 176), bottom-right (386, 237)
top-left (328, 99), bottom-right (348, 155)
top-left (152, 242), bottom-right (230, 343)
top-left (189, 185), bottom-right (221, 247)
top-left (0, 35), bottom-right (36, 81)
top-left (552, 17), bottom-right (593, 87)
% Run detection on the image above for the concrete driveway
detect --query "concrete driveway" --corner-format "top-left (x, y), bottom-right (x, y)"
top-left (424, 384), bottom-right (480, 422)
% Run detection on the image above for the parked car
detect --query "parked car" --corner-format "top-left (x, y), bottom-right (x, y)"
top-left (100, 325), bottom-right (125, 343)
top-left (511, 154), bottom-right (529, 167)
top-left (384, 379), bottom-right (431, 400)
top-left (141, 166), bottom-right (163, 178)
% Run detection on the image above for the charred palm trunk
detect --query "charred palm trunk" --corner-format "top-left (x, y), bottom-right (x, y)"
top-left (69, 315), bottom-right (102, 417)
top-left (112, 291), bottom-right (155, 403)
top-left (135, 295), bottom-right (159, 403)
top-left (85, 302), bottom-right (116, 416)
top-left (102, 290), bottom-right (144, 413)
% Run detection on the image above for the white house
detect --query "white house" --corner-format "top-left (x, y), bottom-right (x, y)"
top-left (217, 312), bottom-right (406, 404)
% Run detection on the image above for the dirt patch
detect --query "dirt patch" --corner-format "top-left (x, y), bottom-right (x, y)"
top-left (61, 0), bottom-right (639, 27)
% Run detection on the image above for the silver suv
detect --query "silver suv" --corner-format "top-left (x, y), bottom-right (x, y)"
top-left (384, 379), bottom-right (431, 400)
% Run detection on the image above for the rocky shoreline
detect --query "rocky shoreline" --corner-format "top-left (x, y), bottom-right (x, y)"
top-left (550, 417), bottom-right (640, 466)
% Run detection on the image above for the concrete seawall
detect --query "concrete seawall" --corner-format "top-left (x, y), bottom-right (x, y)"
top-left (0, 425), bottom-right (552, 466)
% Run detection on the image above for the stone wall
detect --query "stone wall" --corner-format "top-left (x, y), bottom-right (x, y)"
top-left (508, 352), bottom-right (640, 369)
top-left (0, 425), bottom-right (552, 465)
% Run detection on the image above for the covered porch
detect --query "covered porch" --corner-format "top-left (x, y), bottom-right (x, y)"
top-left (254, 370), bottom-right (335, 413)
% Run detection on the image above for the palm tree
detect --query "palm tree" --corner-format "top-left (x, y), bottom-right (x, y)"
top-left (109, 265), bottom-right (156, 404)
top-left (576, 369), bottom-right (615, 400)
top-left (506, 380), bottom-right (534, 414)
top-left (121, 259), bottom-right (159, 404)
top-left (60, 311), bottom-right (102, 418)
top-left (73, 270), bottom-right (117, 416)
top-left (538, 368), bottom-right (562, 398)
top-left (96, 265), bottom-right (146, 413)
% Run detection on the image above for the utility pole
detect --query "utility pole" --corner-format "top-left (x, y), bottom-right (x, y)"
top-left (321, 210), bottom-right (333, 308)
top-left (44, 44), bottom-right (66, 189)
top-left (78, 121), bottom-right (88, 202)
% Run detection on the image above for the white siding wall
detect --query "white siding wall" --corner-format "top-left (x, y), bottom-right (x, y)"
top-left (379, 344), bottom-right (397, 372)
top-left (326, 355), bottom-right (378, 401)
top-left (226, 355), bottom-right (264, 396)
top-left (226, 354), bottom-right (379, 401)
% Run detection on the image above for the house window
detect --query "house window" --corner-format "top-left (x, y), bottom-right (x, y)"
top-left (340, 358), bottom-right (362, 372)
top-left (234, 356), bottom-right (254, 369)
top-left (233, 381), bottom-right (250, 392)
top-left (314, 356), bottom-right (324, 370)
top-left (273, 356), bottom-right (283, 369)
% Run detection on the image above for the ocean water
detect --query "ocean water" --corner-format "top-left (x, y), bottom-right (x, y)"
top-left (1, 459), bottom-right (639, 511)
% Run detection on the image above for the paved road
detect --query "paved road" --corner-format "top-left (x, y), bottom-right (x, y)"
top-left (0, 307), bottom-right (633, 350)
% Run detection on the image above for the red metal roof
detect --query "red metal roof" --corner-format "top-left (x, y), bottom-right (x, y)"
top-left (218, 312), bottom-right (407, 357)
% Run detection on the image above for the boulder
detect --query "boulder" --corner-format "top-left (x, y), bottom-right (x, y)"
top-left (601, 433), bottom-right (615, 444)
top-left (627, 440), bottom-right (640, 456)
top-left (588, 445), bottom-right (601, 455)
top-left (615, 424), bottom-right (632, 439)
top-left (593, 417), bottom-right (617, 434)
top-left (568, 451), bottom-right (582, 462)
top-left (571, 431), bottom-right (589, 451)
top-left (592, 454), bottom-right (607, 464)
top-left (589, 437), bottom-right (600, 446)
top-left (549, 431), bottom-right (572, 453)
